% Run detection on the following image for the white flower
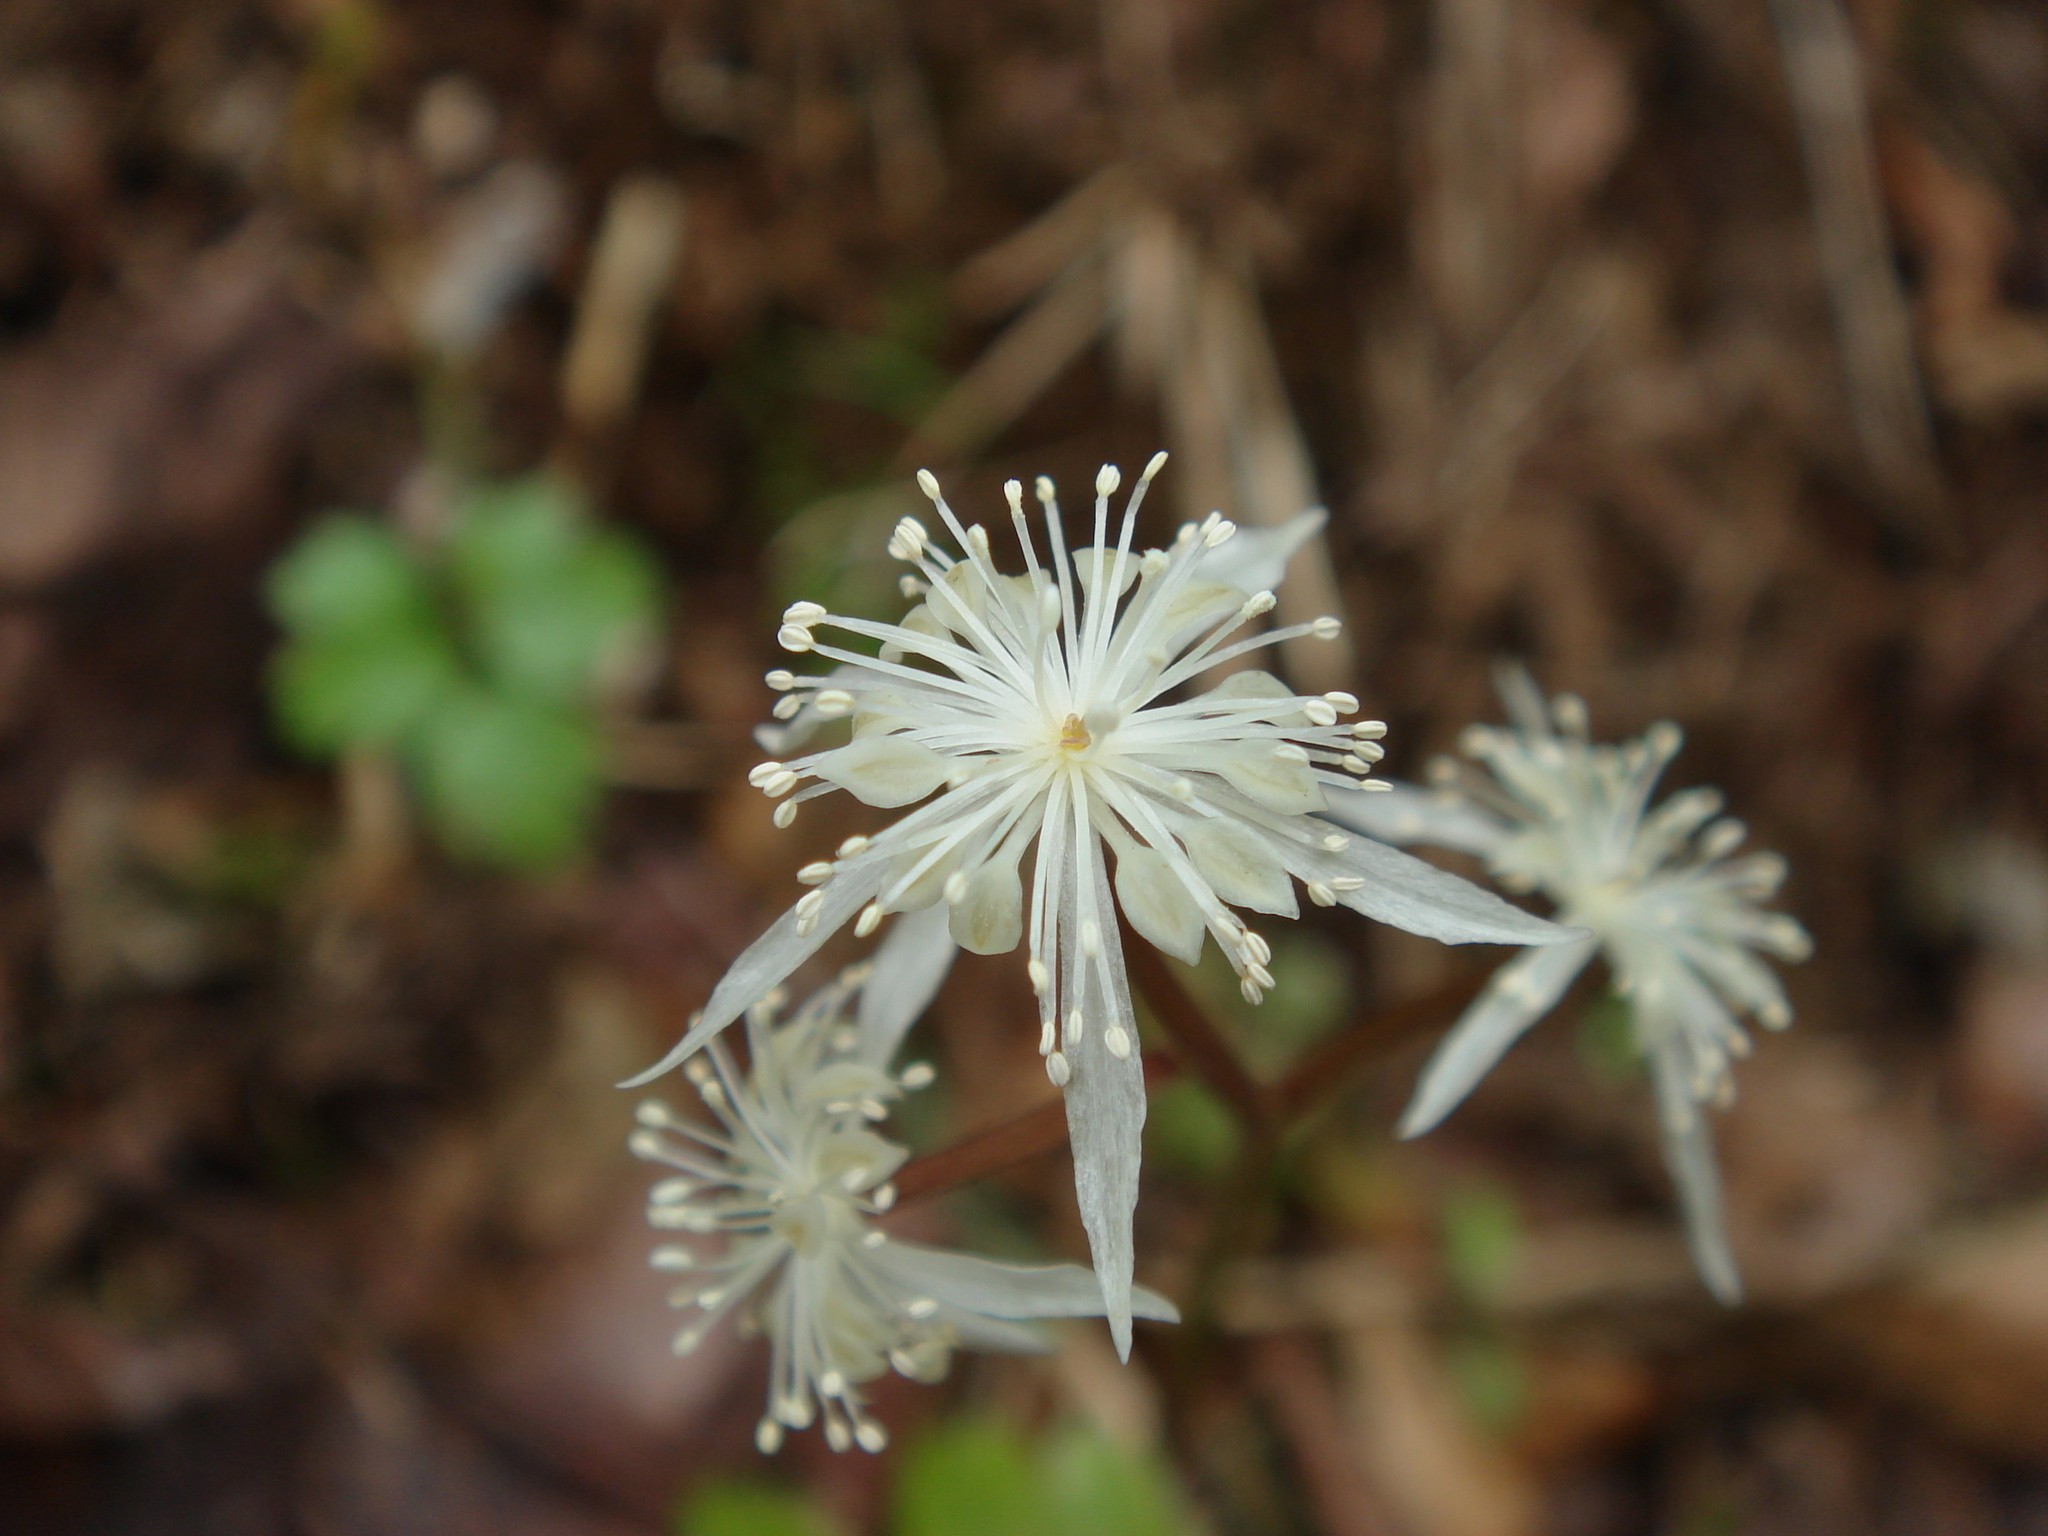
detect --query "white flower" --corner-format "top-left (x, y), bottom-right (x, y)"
top-left (628, 459), bottom-right (1571, 1351)
top-left (630, 968), bottom-right (1177, 1455)
top-left (1327, 666), bottom-right (1812, 1301)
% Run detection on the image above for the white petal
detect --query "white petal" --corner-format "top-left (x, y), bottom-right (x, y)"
top-left (1397, 936), bottom-right (1597, 1136)
top-left (882, 842), bottom-right (959, 911)
top-left (1073, 548), bottom-right (1140, 604)
top-left (1492, 660), bottom-right (1553, 737)
top-left (1322, 782), bottom-right (1510, 858)
top-left (1190, 507), bottom-right (1327, 593)
top-left (1061, 846), bottom-right (1147, 1359)
top-left (949, 860), bottom-right (1025, 955)
top-left (924, 562), bottom-right (990, 637)
top-left (1182, 818), bottom-right (1298, 918)
top-left (1157, 580), bottom-right (1244, 645)
top-left (811, 735), bottom-right (951, 808)
top-left (1323, 836), bottom-right (1578, 947)
top-left (940, 1313), bottom-right (1056, 1354)
top-left (1212, 746), bottom-right (1326, 816)
top-left (1200, 670), bottom-right (1306, 725)
top-left (857, 902), bottom-right (957, 1067)
top-left (1651, 1042), bottom-right (1742, 1304)
top-left (620, 857), bottom-right (888, 1086)
top-left (1113, 844), bottom-right (1208, 965)
top-left (875, 1240), bottom-right (1180, 1324)
top-left (878, 602), bottom-right (946, 663)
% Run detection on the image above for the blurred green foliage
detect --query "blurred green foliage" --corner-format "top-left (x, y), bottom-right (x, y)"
top-left (1440, 1182), bottom-right (1523, 1306)
top-left (1180, 929), bottom-right (1350, 1076)
top-left (1575, 990), bottom-right (1643, 1086)
top-left (1445, 1332), bottom-right (1529, 1435)
top-left (679, 1481), bottom-right (845, 1536)
top-left (266, 476), bottom-right (661, 870)
top-left (894, 1418), bottom-right (1190, 1536)
top-left (1146, 1076), bottom-right (1243, 1181)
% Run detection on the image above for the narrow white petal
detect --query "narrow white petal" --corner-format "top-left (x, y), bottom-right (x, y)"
top-left (1062, 848), bottom-right (1146, 1359)
top-left (1397, 937), bottom-right (1597, 1136)
top-left (811, 735), bottom-right (952, 808)
top-left (620, 858), bottom-right (887, 1086)
top-left (1113, 844), bottom-right (1208, 965)
top-left (1325, 836), bottom-right (1579, 947)
top-left (1323, 781), bottom-right (1510, 858)
top-left (1651, 1042), bottom-right (1743, 1304)
top-left (1190, 507), bottom-right (1327, 594)
top-left (1491, 660), bottom-right (1554, 737)
top-left (857, 902), bottom-right (958, 1067)
top-left (874, 1240), bottom-right (1180, 1324)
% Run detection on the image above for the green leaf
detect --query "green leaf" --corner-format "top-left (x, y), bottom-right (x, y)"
top-left (894, 1419), bottom-right (1053, 1536)
top-left (1042, 1424), bottom-right (1188, 1536)
top-left (269, 627), bottom-right (461, 757)
top-left (266, 515), bottom-right (434, 640)
top-left (1440, 1183), bottom-right (1523, 1306)
top-left (1145, 1078), bottom-right (1241, 1181)
top-left (449, 475), bottom-right (588, 598)
top-left (680, 1480), bottom-right (842, 1536)
top-left (467, 531), bottom-right (662, 702)
top-left (415, 690), bottom-right (601, 869)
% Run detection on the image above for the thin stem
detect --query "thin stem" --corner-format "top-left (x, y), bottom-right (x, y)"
top-left (1274, 975), bottom-right (1484, 1127)
top-left (895, 1051), bottom-right (1179, 1204)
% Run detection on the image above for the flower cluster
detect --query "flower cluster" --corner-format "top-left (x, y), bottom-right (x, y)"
top-left (628, 459), bottom-right (1572, 1353)
top-left (631, 967), bottom-right (1177, 1453)
top-left (1329, 666), bottom-right (1811, 1300)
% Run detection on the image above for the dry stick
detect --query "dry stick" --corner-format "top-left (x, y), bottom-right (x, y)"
top-left (1245, 1334), bottom-right (1400, 1536)
top-left (895, 961), bottom-right (1478, 1203)
top-left (894, 1052), bottom-right (1179, 1205)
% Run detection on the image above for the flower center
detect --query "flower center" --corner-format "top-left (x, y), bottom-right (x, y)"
top-left (770, 1191), bottom-right (835, 1257)
top-left (1058, 712), bottom-right (1092, 754)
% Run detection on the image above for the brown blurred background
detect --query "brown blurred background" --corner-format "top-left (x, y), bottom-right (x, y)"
top-left (3, 0), bottom-right (2048, 1532)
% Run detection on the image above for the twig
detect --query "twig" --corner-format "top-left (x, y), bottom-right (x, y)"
top-left (1275, 975), bottom-right (1483, 1126)
top-left (1246, 1334), bottom-right (1400, 1536)
top-left (1768, 0), bottom-right (1944, 523)
top-left (894, 1052), bottom-right (1179, 1204)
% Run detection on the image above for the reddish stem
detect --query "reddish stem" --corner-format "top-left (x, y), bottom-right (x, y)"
top-left (894, 1051), bottom-right (1180, 1204)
